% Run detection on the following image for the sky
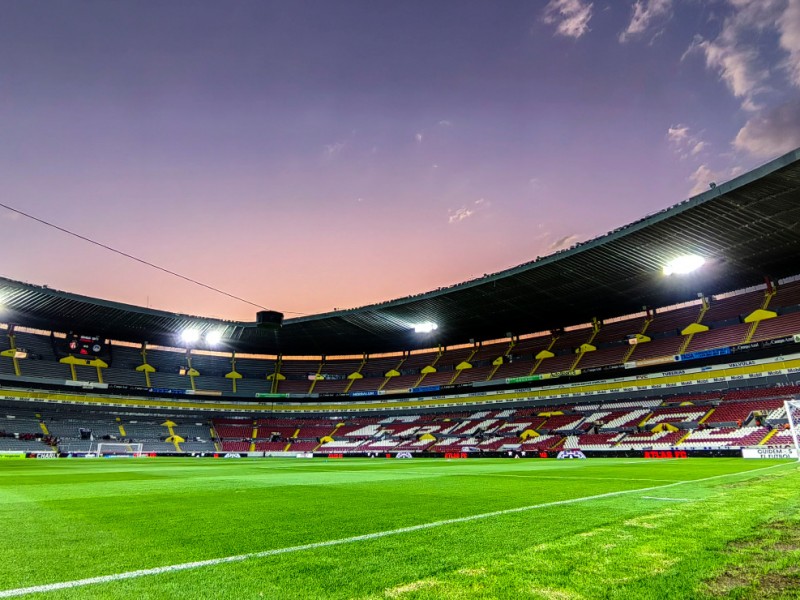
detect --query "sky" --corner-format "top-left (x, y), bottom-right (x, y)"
top-left (1, 0), bottom-right (799, 321)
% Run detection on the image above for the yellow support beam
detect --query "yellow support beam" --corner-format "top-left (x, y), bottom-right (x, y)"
top-left (186, 354), bottom-right (198, 391)
top-left (758, 429), bottom-right (779, 445)
top-left (698, 408), bottom-right (714, 424)
top-left (226, 353), bottom-right (242, 394)
top-left (308, 358), bottom-right (326, 394)
top-left (449, 347), bottom-right (478, 385)
top-left (622, 315), bottom-right (653, 363)
top-left (344, 355), bottom-right (368, 394)
top-left (675, 430), bottom-right (693, 445)
top-left (743, 289), bottom-right (777, 343)
top-left (570, 319), bottom-right (600, 372)
top-left (414, 348), bottom-right (443, 388)
top-left (379, 356), bottom-right (406, 391)
top-left (487, 338), bottom-right (516, 381)
top-left (39, 422), bottom-right (49, 435)
top-left (7, 333), bottom-right (21, 377)
top-left (270, 356), bottom-right (283, 394)
top-left (530, 336), bottom-right (558, 376)
top-left (138, 344), bottom-right (153, 387)
top-left (677, 297), bottom-right (709, 355)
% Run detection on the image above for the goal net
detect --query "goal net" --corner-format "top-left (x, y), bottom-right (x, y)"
top-left (784, 399), bottom-right (800, 462)
top-left (95, 442), bottom-right (144, 457)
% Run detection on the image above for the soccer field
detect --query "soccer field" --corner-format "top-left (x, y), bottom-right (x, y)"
top-left (1, 458), bottom-right (799, 599)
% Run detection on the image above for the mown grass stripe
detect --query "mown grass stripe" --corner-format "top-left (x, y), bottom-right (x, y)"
top-left (0, 461), bottom-right (791, 598)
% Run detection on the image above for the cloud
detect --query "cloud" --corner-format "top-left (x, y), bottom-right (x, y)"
top-left (688, 164), bottom-right (720, 195)
top-left (778, 0), bottom-right (800, 87)
top-left (448, 207), bottom-right (474, 224)
top-left (542, 0), bottom-right (593, 39)
top-left (324, 141), bottom-right (346, 157)
top-left (691, 141), bottom-right (707, 155)
top-left (438, 120), bottom-right (453, 127)
top-left (683, 1), bottom-right (786, 111)
top-left (548, 234), bottom-right (580, 250)
top-left (667, 124), bottom-right (690, 145)
top-left (687, 163), bottom-right (745, 196)
top-left (447, 198), bottom-right (490, 225)
top-left (733, 99), bottom-right (800, 158)
top-left (666, 124), bottom-right (709, 159)
top-left (619, 0), bottom-right (673, 43)
top-left (415, 132), bottom-right (424, 143)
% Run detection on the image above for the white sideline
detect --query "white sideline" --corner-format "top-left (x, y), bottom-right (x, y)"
top-left (0, 462), bottom-right (792, 598)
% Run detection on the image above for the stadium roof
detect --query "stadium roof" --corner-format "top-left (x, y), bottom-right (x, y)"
top-left (2, 149), bottom-right (800, 356)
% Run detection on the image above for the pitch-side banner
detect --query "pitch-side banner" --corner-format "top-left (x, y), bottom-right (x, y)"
top-left (742, 448), bottom-right (798, 459)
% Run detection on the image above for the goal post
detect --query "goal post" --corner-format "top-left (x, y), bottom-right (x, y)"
top-left (784, 399), bottom-right (800, 462)
top-left (95, 442), bottom-right (144, 457)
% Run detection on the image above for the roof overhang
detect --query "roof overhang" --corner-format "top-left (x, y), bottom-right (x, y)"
top-left (2, 149), bottom-right (800, 356)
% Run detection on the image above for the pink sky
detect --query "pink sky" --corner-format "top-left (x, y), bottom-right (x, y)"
top-left (2, 1), bottom-right (799, 320)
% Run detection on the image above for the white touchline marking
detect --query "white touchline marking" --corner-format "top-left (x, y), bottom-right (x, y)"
top-left (468, 473), bottom-right (678, 483)
top-left (641, 496), bottom-right (692, 502)
top-left (0, 462), bottom-right (792, 598)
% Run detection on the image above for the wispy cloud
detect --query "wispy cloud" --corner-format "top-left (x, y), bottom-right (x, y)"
top-left (415, 132), bottom-right (424, 143)
top-left (548, 233), bottom-right (579, 250)
top-left (733, 99), bottom-right (800, 158)
top-left (683, 1), bottom-right (786, 111)
top-left (448, 198), bottom-right (490, 225)
top-left (778, 0), bottom-right (800, 88)
top-left (542, 0), bottom-right (593, 39)
top-left (448, 207), bottom-right (474, 224)
top-left (619, 0), bottom-right (673, 43)
top-left (688, 164), bottom-right (721, 196)
top-left (437, 120), bottom-right (453, 127)
top-left (666, 124), bottom-right (709, 159)
top-left (324, 140), bottom-right (346, 157)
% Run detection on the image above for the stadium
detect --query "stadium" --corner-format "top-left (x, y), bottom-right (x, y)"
top-left (5, 2), bottom-right (800, 598)
top-left (2, 148), bottom-right (800, 599)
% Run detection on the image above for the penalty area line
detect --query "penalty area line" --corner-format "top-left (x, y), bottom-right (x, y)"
top-left (0, 462), bottom-right (792, 598)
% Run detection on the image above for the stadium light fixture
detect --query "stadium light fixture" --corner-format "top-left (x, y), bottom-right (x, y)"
top-left (663, 254), bottom-right (705, 276)
top-left (205, 330), bottom-right (223, 346)
top-left (413, 321), bottom-right (438, 333)
top-left (181, 329), bottom-right (201, 345)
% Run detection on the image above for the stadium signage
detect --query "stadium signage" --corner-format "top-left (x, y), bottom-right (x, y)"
top-left (557, 450), bottom-right (586, 459)
top-left (644, 450), bottom-right (688, 459)
top-left (0, 452), bottom-right (25, 459)
top-left (31, 452), bottom-right (58, 459)
top-left (444, 452), bottom-right (469, 459)
top-left (742, 448), bottom-right (799, 459)
top-left (395, 452), bottom-right (413, 459)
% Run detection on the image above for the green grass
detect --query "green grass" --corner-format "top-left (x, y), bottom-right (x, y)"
top-left (1, 457), bottom-right (799, 599)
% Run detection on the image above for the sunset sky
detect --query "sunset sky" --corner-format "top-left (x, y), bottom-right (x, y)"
top-left (2, 0), bottom-right (799, 320)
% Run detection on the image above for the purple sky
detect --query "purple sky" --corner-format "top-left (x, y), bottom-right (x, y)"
top-left (2, 0), bottom-right (799, 320)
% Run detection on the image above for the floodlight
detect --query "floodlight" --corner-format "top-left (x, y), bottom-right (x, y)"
top-left (205, 330), bottom-right (223, 345)
top-left (663, 255), bottom-right (705, 276)
top-left (181, 329), bottom-right (201, 344)
top-left (413, 321), bottom-right (438, 333)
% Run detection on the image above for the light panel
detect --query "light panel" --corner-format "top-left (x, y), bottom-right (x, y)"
top-left (663, 254), bottom-right (705, 276)
top-left (205, 330), bottom-right (223, 345)
top-left (181, 329), bottom-right (201, 344)
top-left (413, 321), bottom-right (438, 333)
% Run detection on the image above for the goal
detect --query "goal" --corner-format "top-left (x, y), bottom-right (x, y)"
top-left (95, 442), bottom-right (144, 457)
top-left (784, 399), bottom-right (800, 462)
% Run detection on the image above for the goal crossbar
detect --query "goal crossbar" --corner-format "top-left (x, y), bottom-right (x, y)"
top-left (95, 442), bottom-right (144, 457)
